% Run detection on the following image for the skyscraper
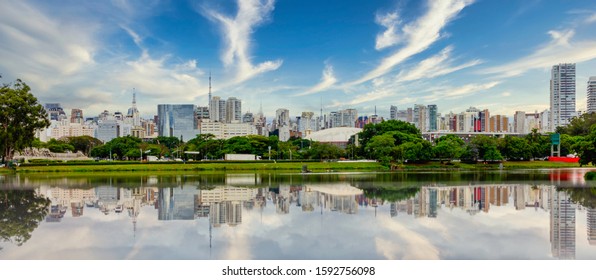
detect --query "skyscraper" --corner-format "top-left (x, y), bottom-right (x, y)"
top-left (587, 76), bottom-right (596, 113)
top-left (157, 104), bottom-right (199, 141)
top-left (550, 63), bottom-right (576, 131)
top-left (427, 105), bottom-right (437, 132)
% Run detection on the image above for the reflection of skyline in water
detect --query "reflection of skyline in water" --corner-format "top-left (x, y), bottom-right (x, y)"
top-left (28, 183), bottom-right (596, 259)
top-left (3, 171), bottom-right (596, 260)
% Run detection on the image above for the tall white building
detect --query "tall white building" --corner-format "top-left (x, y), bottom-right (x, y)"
top-left (329, 109), bottom-right (357, 128)
top-left (587, 76), bottom-right (596, 113)
top-left (275, 108), bottom-right (291, 141)
top-left (209, 96), bottom-right (226, 122)
top-left (413, 104), bottom-right (428, 132)
top-left (550, 63), bottom-right (576, 131)
top-left (300, 111), bottom-right (316, 136)
top-left (513, 111), bottom-right (526, 133)
top-left (389, 105), bottom-right (398, 120)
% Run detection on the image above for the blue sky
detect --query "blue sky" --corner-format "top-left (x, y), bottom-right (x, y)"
top-left (1, 0), bottom-right (596, 120)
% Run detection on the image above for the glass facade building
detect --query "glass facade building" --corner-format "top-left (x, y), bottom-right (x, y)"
top-left (157, 104), bottom-right (199, 141)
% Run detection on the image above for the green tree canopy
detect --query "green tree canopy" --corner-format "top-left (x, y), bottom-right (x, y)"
top-left (358, 120), bottom-right (419, 151)
top-left (556, 112), bottom-right (596, 136)
top-left (498, 136), bottom-right (531, 161)
top-left (0, 79), bottom-right (51, 162)
top-left (365, 134), bottom-right (396, 165)
top-left (66, 136), bottom-right (103, 155)
top-left (432, 135), bottom-right (465, 162)
top-left (470, 135), bottom-right (502, 161)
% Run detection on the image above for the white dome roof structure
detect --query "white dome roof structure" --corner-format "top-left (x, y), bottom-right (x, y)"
top-left (305, 127), bottom-right (362, 143)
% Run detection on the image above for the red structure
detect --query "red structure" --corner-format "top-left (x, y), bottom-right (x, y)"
top-left (548, 156), bottom-right (579, 163)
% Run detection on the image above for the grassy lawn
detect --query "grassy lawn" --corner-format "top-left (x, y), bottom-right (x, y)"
top-left (11, 161), bottom-right (383, 173)
top-left (2, 160), bottom-right (585, 174)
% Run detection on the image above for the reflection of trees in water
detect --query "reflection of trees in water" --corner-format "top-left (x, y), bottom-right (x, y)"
top-left (361, 187), bottom-right (420, 202)
top-left (0, 190), bottom-right (51, 248)
top-left (558, 187), bottom-right (596, 209)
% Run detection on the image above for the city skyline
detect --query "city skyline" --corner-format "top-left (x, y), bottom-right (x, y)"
top-left (2, 0), bottom-right (596, 119)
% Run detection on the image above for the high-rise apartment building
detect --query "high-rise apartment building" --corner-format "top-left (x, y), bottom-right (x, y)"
top-left (587, 76), bottom-right (596, 113)
top-left (389, 105), bottom-right (398, 120)
top-left (225, 97), bottom-right (242, 123)
top-left (196, 106), bottom-right (209, 120)
top-left (514, 111), bottom-right (525, 133)
top-left (70, 109), bottom-right (84, 124)
top-left (45, 103), bottom-right (66, 121)
top-left (329, 109), bottom-right (357, 128)
top-left (550, 63), bottom-right (576, 131)
top-left (413, 104), bottom-right (428, 132)
top-left (209, 96), bottom-right (226, 122)
top-left (489, 115), bottom-right (509, 132)
top-left (428, 105), bottom-right (438, 132)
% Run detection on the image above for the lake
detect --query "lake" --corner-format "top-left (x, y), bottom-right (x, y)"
top-left (2, 169), bottom-right (596, 260)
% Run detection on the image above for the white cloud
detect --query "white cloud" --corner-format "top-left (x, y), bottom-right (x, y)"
top-left (114, 52), bottom-right (205, 102)
top-left (201, 0), bottom-right (282, 84)
top-left (375, 12), bottom-right (402, 50)
top-left (501, 92), bottom-right (511, 97)
top-left (348, 0), bottom-right (474, 86)
top-left (331, 87), bottom-right (398, 108)
top-left (423, 81), bottom-right (500, 102)
top-left (297, 63), bottom-right (337, 96)
top-left (0, 1), bottom-right (97, 91)
top-left (0, 1), bottom-right (207, 117)
top-left (481, 29), bottom-right (596, 77)
top-left (395, 45), bottom-right (482, 82)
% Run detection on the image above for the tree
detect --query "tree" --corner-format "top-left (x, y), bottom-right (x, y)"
top-left (357, 120), bottom-right (420, 157)
top-left (470, 135), bottom-right (500, 161)
top-left (400, 141), bottom-right (432, 163)
top-left (0, 79), bottom-right (51, 162)
top-left (90, 136), bottom-right (142, 160)
top-left (498, 136), bottom-right (531, 161)
top-left (304, 142), bottom-right (345, 160)
top-left (483, 145), bottom-right (503, 162)
top-left (365, 134), bottom-right (396, 165)
top-left (575, 125), bottom-right (596, 166)
top-left (525, 129), bottom-right (550, 159)
top-left (432, 135), bottom-right (465, 162)
top-left (556, 112), bottom-right (596, 136)
top-left (47, 138), bottom-right (75, 153)
top-left (66, 136), bottom-right (103, 155)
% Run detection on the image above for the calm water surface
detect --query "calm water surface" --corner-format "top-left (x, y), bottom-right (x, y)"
top-left (2, 169), bottom-right (596, 260)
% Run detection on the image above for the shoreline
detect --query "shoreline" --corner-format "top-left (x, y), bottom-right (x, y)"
top-left (0, 160), bottom-right (586, 174)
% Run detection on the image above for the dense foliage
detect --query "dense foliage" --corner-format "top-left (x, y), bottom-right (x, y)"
top-left (1, 79), bottom-right (51, 162)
